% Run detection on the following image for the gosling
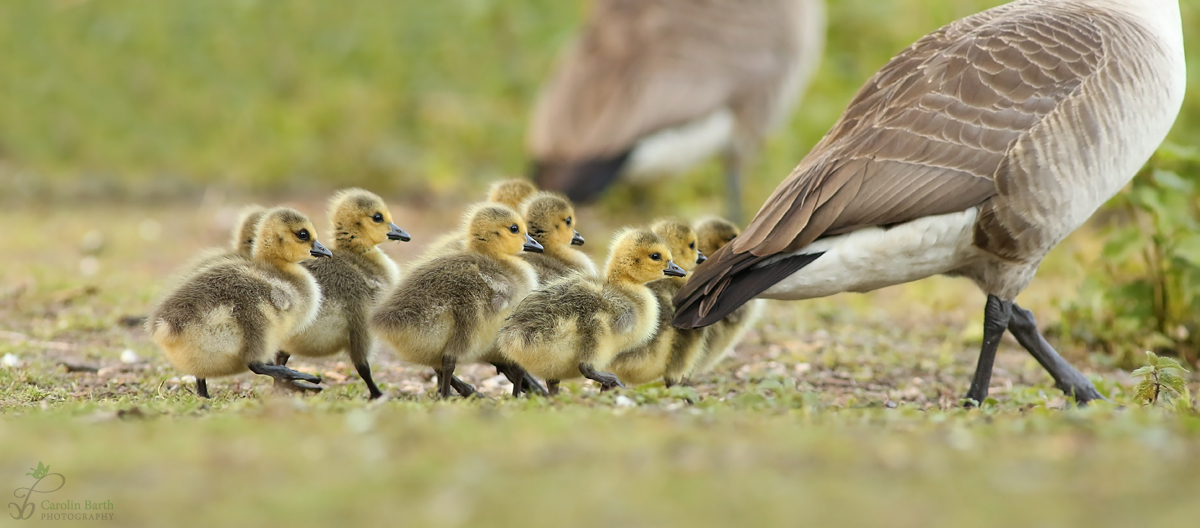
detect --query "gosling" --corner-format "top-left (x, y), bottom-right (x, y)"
top-left (482, 191), bottom-right (596, 396)
top-left (147, 207), bottom-right (331, 398)
top-left (498, 229), bottom-right (686, 395)
top-left (689, 216), bottom-right (763, 376)
top-left (277, 189), bottom-right (411, 399)
top-left (370, 204), bottom-right (542, 398)
top-left (607, 219), bottom-right (707, 387)
top-left (417, 179), bottom-right (539, 264)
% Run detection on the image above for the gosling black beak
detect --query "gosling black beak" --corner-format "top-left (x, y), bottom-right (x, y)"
top-left (663, 261), bottom-right (686, 277)
top-left (571, 231), bottom-right (585, 246)
top-left (696, 251), bottom-right (707, 264)
top-left (310, 241), bottom-right (333, 258)
top-left (387, 222), bottom-right (411, 242)
top-left (523, 233), bottom-right (544, 253)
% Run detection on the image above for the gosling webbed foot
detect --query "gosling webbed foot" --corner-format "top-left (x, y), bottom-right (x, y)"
top-left (521, 372), bottom-right (548, 397)
top-left (450, 376), bottom-right (489, 399)
top-left (353, 362), bottom-right (385, 400)
top-left (248, 362), bottom-right (323, 384)
top-left (579, 364), bottom-right (624, 392)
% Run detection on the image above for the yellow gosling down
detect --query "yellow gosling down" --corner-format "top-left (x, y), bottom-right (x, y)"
top-left (607, 219), bottom-right (708, 387)
top-left (689, 216), bottom-right (763, 376)
top-left (146, 207), bottom-right (332, 399)
top-left (519, 191), bottom-right (597, 283)
top-left (370, 204), bottom-right (542, 399)
top-left (480, 191), bottom-right (598, 396)
top-left (415, 178), bottom-right (540, 265)
top-left (277, 189), bottom-right (411, 399)
top-left (170, 204), bottom-right (268, 283)
top-left (498, 228), bottom-right (687, 395)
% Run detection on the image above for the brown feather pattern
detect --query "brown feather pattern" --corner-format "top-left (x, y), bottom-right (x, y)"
top-left (674, 0), bottom-right (1162, 327)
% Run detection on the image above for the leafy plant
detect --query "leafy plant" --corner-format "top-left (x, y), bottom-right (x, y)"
top-left (1131, 351), bottom-right (1192, 409)
top-left (1060, 143), bottom-right (1200, 368)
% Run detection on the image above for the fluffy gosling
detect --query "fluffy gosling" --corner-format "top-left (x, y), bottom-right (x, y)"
top-left (370, 204), bottom-right (542, 398)
top-left (607, 219), bottom-right (707, 386)
top-left (416, 179), bottom-right (539, 264)
top-left (277, 189), bottom-right (410, 399)
top-left (498, 229), bottom-right (686, 395)
top-left (147, 207), bottom-right (331, 398)
top-left (689, 216), bottom-right (763, 376)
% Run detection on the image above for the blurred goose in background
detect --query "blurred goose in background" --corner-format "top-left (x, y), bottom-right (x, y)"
top-left (528, 0), bottom-right (826, 221)
top-left (673, 0), bottom-right (1186, 405)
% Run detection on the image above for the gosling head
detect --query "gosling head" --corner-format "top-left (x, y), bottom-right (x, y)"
top-left (328, 188), bottom-right (411, 251)
top-left (487, 179), bottom-right (539, 210)
top-left (465, 204), bottom-right (543, 258)
top-left (232, 205), bottom-right (267, 257)
top-left (694, 216), bottom-right (741, 257)
top-left (651, 218), bottom-right (705, 273)
top-left (251, 207), bottom-right (331, 264)
top-left (604, 228), bottom-right (686, 285)
top-left (522, 192), bottom-right (585, 253)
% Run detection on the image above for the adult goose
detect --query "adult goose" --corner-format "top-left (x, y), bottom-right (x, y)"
top-left (528, 0), bottom-right (826, 221)
top-left (673, 0), bottom-right (1186, 405)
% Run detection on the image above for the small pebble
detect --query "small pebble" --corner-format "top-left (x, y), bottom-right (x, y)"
top-left (614, 395), bottom-right (636, 408)
top-left (120, 349), bottom-right (140, 364)
top-left (2, 353), bottom-right (21, 368)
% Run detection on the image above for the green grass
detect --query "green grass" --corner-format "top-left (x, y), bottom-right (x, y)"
top-left (3, 202), bottom-right (1199, 527)
top-left (3, 0), bottom-right (1200, 212)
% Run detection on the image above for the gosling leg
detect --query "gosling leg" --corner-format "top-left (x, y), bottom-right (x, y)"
top-left (196, 378), bottom-right (210, 399)
top-left (579, 363), bottom-right (624, 392)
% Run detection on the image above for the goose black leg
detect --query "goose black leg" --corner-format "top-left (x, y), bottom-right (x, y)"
top-left (248, 362), bottom-right (323, 384)
top-left (964, 295), bottom-right (1012, 407)
top-left (354, 362), bottom-right (385, 399)
top-left (579, 363), bottom-right (624, 392)
top-left (1008, 303), bottom-right (1105, 404)
top-left (196, 378), bottom-right (210, 399)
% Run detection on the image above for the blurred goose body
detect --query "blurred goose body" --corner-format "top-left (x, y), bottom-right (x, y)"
top-left (673, 0), bottom-right (1186, 404)
top-left (529, 0), bottom-right (826, 220)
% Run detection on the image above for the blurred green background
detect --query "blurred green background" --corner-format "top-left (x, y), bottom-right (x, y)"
top-left (2, 0), bottom-right (1198, 207)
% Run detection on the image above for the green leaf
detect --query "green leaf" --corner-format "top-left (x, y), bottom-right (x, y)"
top-left (1101, 226), bottom-right (1146, 262)
top-left (1172, 234), bottom-right (1200, 267)
top-left (1130, 366), bottom-right (1154, 377)
top-left (1152, 169), bottom-right (1195, 193)
top-left (1145, 351), bottom-right (1160, 366)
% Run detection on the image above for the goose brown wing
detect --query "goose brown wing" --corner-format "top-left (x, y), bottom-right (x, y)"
top-left (673, 3), bottom-right (1110, 328)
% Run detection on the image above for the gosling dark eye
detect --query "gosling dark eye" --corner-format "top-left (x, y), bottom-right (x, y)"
top-left (650, 253), bottom-right (661, 261)
top-left (372, 213), bottom-right (384, 223)
top-left (297, 229), bottom-right (310, 241)
top-left (689, 242), bottom-right (695, 249)
top-left (509, 224), bottom-right (519, 234)
top-left (565, 217), bottom-right (572, 227)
